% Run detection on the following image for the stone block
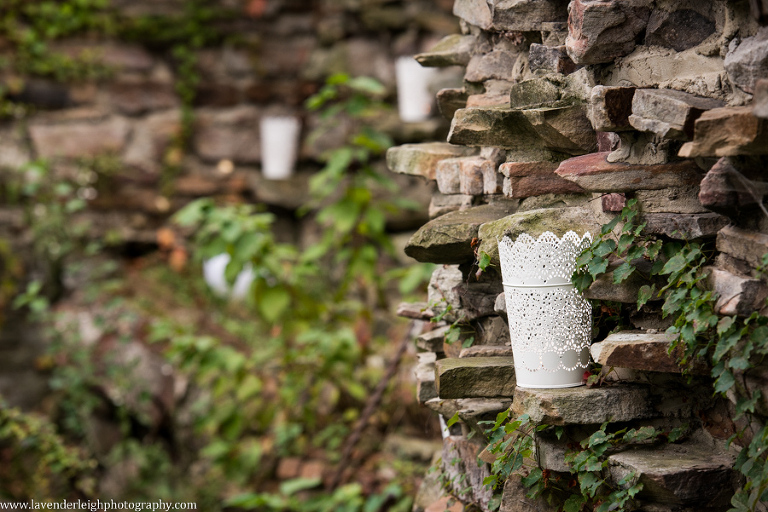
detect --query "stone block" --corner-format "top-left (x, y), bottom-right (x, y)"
top-left (528, 44), bottom-right (577, 75)
top-left (435, 157), bottom-right (494, 196)
top-left (477, 206), bottom-right (605, 268)
top-left (406, 203), bottom-right (517, 264)
top-left (483, 166), bottom-right (504, 195)
top-left (459, 163), bottom-right (487, 196)
top-left (724, 26), bottom-right (768, 94)
top-left (435, 357), bottom-right (516, 399)
top-left (602, 193), bottom-right (627, 212)
top-left (591, 331), bottom-right (694, 373)
top-left (754, 79), bottom-right (768, 119)
top-left (517, 193), bottom-right (592, 211)
top-left (417, 327), bottom-right (449, 353)
top-left (583, 269), bottom-right (652, 304)
top-left (608, 445), bottom-right (736, 506)
top-left (679, 107), bottom-right (768, 158)
top-left (386, 143), bottom-right (477, 181)
top-left (628, 89), bottom-right (725, 141)
top-left (473, 316), bottom-right (511, 346)
top-left (397, 302), bottom-right (435, 321)
top-left (465, 48), bottom-right (523, 83)
top-left (508, 78), bottom-right (563, 110)
top-left (428, 265), bottom-right (464, 312)
top-left (248, 171), bottom-right (311, 210)
top-left (555, 152), bottom-right (702, 192)
top-left (643, 212), bottom-right (729, 240)
top-left (123, 110), bottom-right (181, 175)
top-left (716, 225), bottom-right (768, 268)
top-left (449, 106), bottom-right (596, 154)
top-left (108, 80), bottom-right (178, 116)
top-left (429, 193), bottom-right (474, 218)
top-left (441, 436), bottom-right (493, 509)
top-left (415, 34), bottom-right (475, 67)
top-left (706, 267), bottom-right (768, 317)
top-left (30, 116), bottom-right (130, 159)
top-left (425, 496), bottom-right (464, 512)
top-left (566, 0), bottom-right (653, 65)
top-left (436, 159), bottom-right (462, 194)
top-left (0, 127), bottom-right (31, 169)
top-left (193, 106), bottom-right (261, 164)
top-left (588, 86), bottom-right (636, 132)
top-left (636, 186), bottom-right (707, 214)
top-left (491, 0), bottom-right (569, 32)
top-left (501, 474), bottom-right (559, 512)
top-left (511, 385), bottom-right (654, 425)
top-left (645, 8), bottom-right (717, 52)
top-left (500, 160), bottom-right (585, 198)
top-left (453, 0), bottom-right (492, 30)
top-left (698, 157), bottom-right (753, 216)
top-left (459, 346), bottom-right (514, 358)
top-left (416, 353), bottom-right (438, 404)
top-left (437, 88), bottom-right (469, 121)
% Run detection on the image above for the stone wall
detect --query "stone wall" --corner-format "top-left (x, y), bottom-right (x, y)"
top-left (0, 0), bottom-right (462, 247)
top-left (388, 1), bottom-right (768, 511)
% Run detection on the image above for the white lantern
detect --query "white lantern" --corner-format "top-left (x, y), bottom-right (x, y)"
top-left (395, 56), bottom-right (438, 123)
top-left (202, 253), bottom-right (254, 300)
top-left (260, 115), bottom-right (301, 180)
top-left (498, 231), bottom-right (593, 388)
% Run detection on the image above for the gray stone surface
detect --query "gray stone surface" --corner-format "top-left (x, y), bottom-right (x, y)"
top-left (459, 345), bottom-right (514, 358)
top-left (724, 26), bottom-right (768, 94)
top-left (645, 8), bottom-right (717, 52)
top-left (716, 225), bottom-right (768, 268)
top-left (429, 193), bottom-right (474, 218)
top-left (635, 186), bottom-right (707, 214)
top-left (628, 89), bottom-right (725, 141)
top-left (453, 0), bottom-right (492, 30)
top-left (193, 106), bottom-right (262, 164)
top-left (566, 0), bottom-right (653, 65)
top-left (442, 436), bottom-right (493, 510)
top-left (437, 88), bottom-right (469, 121)
top-left (528, 44), bottom-right (577, 75)
top-left (679, 107), bottom-right (768, 158)
top-left (416, 326), bottom-right (450, 353)
top-left (643, 212), bottom-right (729, 240)
top-left (590, 331), bottom-right (694, 374)
top-left (608, 444), bottom-right (736, 506)
top-left (511, 384), bottom-right (655, 425)
top-left (406, 203), bottom-right (518, 264)
top-left (500, 474), bottom-right (559, 512)
top-left (386, 143), bottom-right (478, 180)
top-left (588, 86), bottom-right (636, 132)
top-left (435, 357), bottom-right (516, 399)
top-left (465, 48), bottom-right (524, 83)
top-left (754, 78), bottom-right (768, 119)
top-left (416, 352), bottom-right (439, 404)
top-left (491, 0), bottom-right (569, 31)
top-left (415, 34), bottom-right (476, 67)
top-left (555, 152), bottom-right (702, 192)
top-left (30, 116), bottom-right (131, 159)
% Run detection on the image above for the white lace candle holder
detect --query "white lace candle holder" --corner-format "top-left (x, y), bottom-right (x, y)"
top-left (260, 115), bottom-right (301, 180)
top-left (498, 231), bottom-right (593, 389)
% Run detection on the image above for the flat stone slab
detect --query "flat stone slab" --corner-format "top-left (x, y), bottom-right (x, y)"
top-left (477, 206), bottom-right (605, 268)
top-left (459, 346), bottom-right (514, 358)
top-left (707, 266), bottom-right (768, 317)
top-left (415, 34), bottom-right (475, 67)
top-left (511, 384), bottom-right (654, 425)
top-left (416, 326), bottom-right (449, 353)
top-left (591, 331), bottom-right (703, 374)
top-left (588, 86), bottom-right (636, 132)
top-left (643, 212), bottom-right (729, 240)
top-left (628, 88), bottom-right (724, 141)
top-left (716, 225), bottom-right (768, 268)
top-left (386, 143), bottom-right (477, 180)
top-left (406, 203), bottom-right (517, 264)
top-left (609, 444), bottom-right (736, 506)
top-left (555, 152), bottom-right (702, 192)
top-left (448, 106), bottom-right (596, 155)
top-left (435, 357), bottom-right (516, 399)
top-left (679, 107), bottom-right (768, 158)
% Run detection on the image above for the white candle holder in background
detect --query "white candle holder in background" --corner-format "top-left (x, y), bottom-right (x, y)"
top-left (203, 253), bottom-right (255, 300)
top-left (259, 115), bottom-right (301, 180)
top-left (498, 231), bottom-right (593, 389)
top-left (395, 56), bottom-right (438, 123)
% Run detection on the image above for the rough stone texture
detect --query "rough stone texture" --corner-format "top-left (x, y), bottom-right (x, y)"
top-left (608, 444), bottom-right (736, 506)
top-left (528, 44), bottom-right (577, 75)
top-left (30, 116), bottom-right (131, 159)
top-left (0, 128), bottom-right (31, 169)
top-left (500, 474), bottom-right (559, 512)
top-left (602, 193), bottom-right (627, 212)
top-left (416, 326), bottom-right (449, 353)
top-left (465, 48), bottom-right (523, 83)
top-left (698, 157), bottom-right (753, 216)
top-left (416, 352), bottom-right (439, 404)
top-left (473, 315), bottom-right (511, 346)
top-left (754, 79), bottom-right (768, 119)
top-left (428, 265), bottom-right (464, 310)
top-left (483, 165), bottom-right (504, 195)
top-left (406, 203), bottom-right (518, 264)
top-left (628, 89), bottom-right (725, 141)
top-left (591, 331), bottom-right (691, 373)
top-left (193, 106), bottom-right (261, 164)
top-left (511, 385), bottom-right (655, 425)
top-left (584, 266), bottom-right (655, 304)
top-left (429, 193), bottom-right (474, 218)
top-left (635, 186), bottom-right (707, 214)
top-left (437, 88), bottom-right (470, 121)
top-left (461, 158), bottom-right (493, 195)
top-left (706, 267), bottom-right (768, 317)
top-left (643, 212), bottom-right (730, 240)
top-left (645, 8), bottom-right (717, 52)
top-left (555, 152), bottom-right (702, 192)
top-left (387, 143), bottom-right (478, 180)
top-left (424, 496), bottom-right (464, 512)
top-left (108, 80), bottom-right (179, 115)
top-left (724, 27), bottom-right (768, 94)
top-left (608, 131), bottom-right (677, 165)
top-left (415, 34), bottom-right (475, 67)
top-left (459, 345), bottom-right (514, 358)
top-left (123, 110), bottom-right (181, 175)
top-left (449, 106), bottom-right (596, 154)
top-left (717, 225), bottom-right (768, 268)
top-left (435, 357), bottom-right (516, 399)
top-left (588, 86), bottom-right (636, 132)
top-left (491, 0), bottom-right (569, 31)
top-left (441, 436), bottom-right (493, 510)
top-left (453, 0), bottom-right (493, 30)
top-left (477, 206), bottom-right (606, 266)
top-left (500, 160), bottom-right (586, 198)
top-left (679, 107), bottom-right (768, 158)
top-left (566, 0), bottom-right (653, 65)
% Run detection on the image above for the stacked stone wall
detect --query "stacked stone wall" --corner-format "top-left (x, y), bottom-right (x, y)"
top-left (389, 1), bottom-right (768, 511)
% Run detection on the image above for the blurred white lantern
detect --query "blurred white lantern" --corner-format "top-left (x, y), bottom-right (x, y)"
top-left (498, 231), bottom-right (593, 389)
top-left (260, 115), bottom-right (301, 180)
top-left (395, 56), bottom-right (438, 123)
top-left (203, 253), bottom-right (254, 300)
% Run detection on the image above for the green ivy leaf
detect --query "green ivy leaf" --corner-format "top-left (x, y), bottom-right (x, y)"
top-left (637, 284), bottom-right (655, 310)
top-left (478, 252), bottom-right (492, 272)
top-left (613, 262), bottom-right (636, 284)
top-left (521, 467), bottom-right (542, 488)
top-left (661, 253), bottom-right (688, 275)
top-left (563, 495), bottom-right (586, 512)
top-left (446, 412), bottom-right (460, 427)
top-left (714, 369), bottom-right (735, 395)
top-left (258, 286), bottom-right (291, 324)
top-left (588, 256), bottom-right (609, 279)
top-left (594, 239), bottom-right (617, 257)
top-left (618, 233), bottom-right (635, 254)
